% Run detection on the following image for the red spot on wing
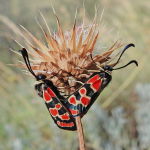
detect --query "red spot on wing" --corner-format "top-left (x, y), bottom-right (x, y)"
top-left (81, 97), bottom-right (90, 106)
top-left (87, 75), bottom-right (99, 84)
top-left (44, 91), bottom-right (51, 102)
top-left (80, 88), bottom-right (86, 95)
top-left (50, 108), bottom-right (58, 117)
top-left (69, 96), bottom-right (76, 105)
top-left (47, 87), bottom-right (55, 97)
top-left (57, 121), bottom-right (74, 127)
top-left (61, 114), bottom-right (70, 120)
top-left (69, 109), bottom-right (79, 115)
top-left (92, 79), bottom-right (102, 91)
top-left (56, 104), bottom-right (61, 109)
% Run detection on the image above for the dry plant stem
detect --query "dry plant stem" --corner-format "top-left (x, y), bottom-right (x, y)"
top-left (75, 116), bottom-right (86, 150)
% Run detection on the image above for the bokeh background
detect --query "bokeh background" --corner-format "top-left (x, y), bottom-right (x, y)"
top-left (0, 0), bottom-right (150, 150)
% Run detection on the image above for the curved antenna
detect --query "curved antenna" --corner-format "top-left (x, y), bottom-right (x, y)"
top-left (18, 48), bottom-right (38, 80)
top-left (90, 54), bottom-right (104, 71)
top-left (46, 69), bottom-right (62, 80)
top-left (113, 43), bottom-right (135, 67)
top-left (113, 60), bottom-right (138, 70)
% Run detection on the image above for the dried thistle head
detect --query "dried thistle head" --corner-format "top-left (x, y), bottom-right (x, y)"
top-left (13, 9), bottom-right (127, 95)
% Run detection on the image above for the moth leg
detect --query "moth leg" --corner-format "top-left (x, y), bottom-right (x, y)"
top-left (76, 66), bottom-right (100, 73)
top-left (46, 69), bottom-right (62, 79)
top-left (57, 86), bottom-right (76, 89)
top-left (68, 79), bottom-right (84, 85)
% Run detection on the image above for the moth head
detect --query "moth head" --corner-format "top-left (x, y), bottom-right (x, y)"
top-left (19, 48), bottom-right (46, 82)
top-left (91, 43), bottom-right (138, 75)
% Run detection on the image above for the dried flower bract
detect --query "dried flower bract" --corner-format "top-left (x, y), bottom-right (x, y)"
top-left (13, 8), bottom-right (126, 96)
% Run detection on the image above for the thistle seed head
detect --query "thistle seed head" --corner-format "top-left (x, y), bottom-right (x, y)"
top-left (13, 9), bottom-right (126, 96)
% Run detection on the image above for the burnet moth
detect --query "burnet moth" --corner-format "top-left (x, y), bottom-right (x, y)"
top-left (19, 48), bottom-right (77, 131)
top-left (62, 43), bottom-right (138, 117)
top-left (19, 43), bottom-right (138, 130)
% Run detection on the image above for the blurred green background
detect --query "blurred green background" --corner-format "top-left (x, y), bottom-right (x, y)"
top-left (0, 0), bottom-right (150, 150)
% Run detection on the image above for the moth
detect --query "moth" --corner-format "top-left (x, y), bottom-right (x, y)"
top-left (19, 48), bottom-right (76, 131)
top-left (19, 43), bottom-right (138, 130)
top-left (62, 43), bottom-right (138, 117)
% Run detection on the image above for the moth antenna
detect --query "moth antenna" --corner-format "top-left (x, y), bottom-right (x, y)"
top-left (19, 48), bottom-right (38, 80)
top-left (90, 54), bottom-right (104, 71)
top-left (113, 43), bottom-right (135, 67)
top-left (113, 60), bottom-right (138, 70)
